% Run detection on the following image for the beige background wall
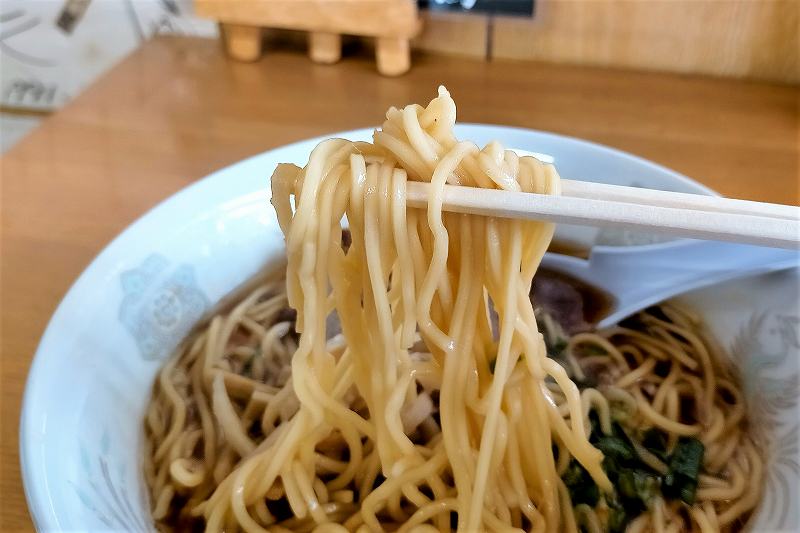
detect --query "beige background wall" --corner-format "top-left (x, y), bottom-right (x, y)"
top-left (416, 0), bottom-right (799, 84)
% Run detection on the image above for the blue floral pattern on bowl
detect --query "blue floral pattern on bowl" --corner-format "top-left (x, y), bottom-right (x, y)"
top-left (74, 429), bottom-right (150, 532)
top-left (119, 254), bottom-right (209, 361)
top-left (731, 312), bottom-right (800, 529)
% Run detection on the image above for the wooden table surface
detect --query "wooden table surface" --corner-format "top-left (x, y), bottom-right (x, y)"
top-left (1, 36), bottom-right (797, 532)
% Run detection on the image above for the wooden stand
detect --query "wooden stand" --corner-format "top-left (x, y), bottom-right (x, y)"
top-left (197, 1), bottom-right (421, 76)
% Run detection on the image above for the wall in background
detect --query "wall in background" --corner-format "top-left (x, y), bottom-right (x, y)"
top-left (415, 11), bottom-right (489, 58)
top-left (491, 0), bottom-right (799, 84)
top-left (413, 0), bottom-right (798, 83)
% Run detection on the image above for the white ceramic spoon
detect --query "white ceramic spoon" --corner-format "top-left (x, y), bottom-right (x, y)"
top-left (541, 239), bottom-right (800, 329)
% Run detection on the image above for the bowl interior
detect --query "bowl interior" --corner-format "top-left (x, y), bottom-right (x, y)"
top-left (21, 125), bottom-right (797, 531)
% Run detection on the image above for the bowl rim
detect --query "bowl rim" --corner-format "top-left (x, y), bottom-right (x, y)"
top-left (19, 123), bottom-right (719, 531)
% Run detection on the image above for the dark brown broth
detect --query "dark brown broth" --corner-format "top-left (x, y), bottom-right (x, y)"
top-left (532, 268), bottom-right (614, 332)
top-left (547, 239), bottom-right (591, 260)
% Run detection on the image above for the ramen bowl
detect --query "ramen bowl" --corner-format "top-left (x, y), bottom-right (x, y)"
top-left (20, 125), bottom-right (800, 531)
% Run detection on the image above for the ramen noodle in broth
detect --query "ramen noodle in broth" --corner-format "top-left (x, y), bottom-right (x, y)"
top-left (144, 88), bottom-right (763, 532)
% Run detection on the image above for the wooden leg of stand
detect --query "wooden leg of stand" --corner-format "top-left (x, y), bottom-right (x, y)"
top-left (222, 23), bottom-right (263, 62)
top-left (375, 37), bottom-right (410, 76)
top-left (308, 32), bottom-right (342, 64)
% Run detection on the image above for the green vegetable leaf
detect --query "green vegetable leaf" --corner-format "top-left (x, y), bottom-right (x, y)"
top-left (663, 437), bottom-right (704, 504)
top-left (562, 460), bottom-right (600, 507)
top-left (596, 434), bottom-right (636, 464)
top-left (582, 344), bottom-right (608, 356)
top-left (596, 423), bottom-right (639, 492)
top-left (619, 469), bottom-right (660, 504)
top-left (548, 338), bottom-right (568, 357)
top-left (642, 428), bottom-right (667, 454)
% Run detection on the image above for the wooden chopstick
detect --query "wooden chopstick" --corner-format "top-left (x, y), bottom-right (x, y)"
top-left (405, 181), bottom-right (800, 249)
top-left (560, 180), bottom-right (798, 220)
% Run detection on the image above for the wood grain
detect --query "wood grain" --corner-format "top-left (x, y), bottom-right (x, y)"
top-left (196, 0), bottom-right (420, 38)
top-left (492, 0), bottom-right (800, 83)
top-left (1, 36), bottom-right (797, 532)
top-left (413, 11), bottom-right (488, 58)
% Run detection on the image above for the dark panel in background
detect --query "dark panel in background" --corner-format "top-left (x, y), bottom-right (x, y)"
top-left (418, 0), bottom-right (534, 17)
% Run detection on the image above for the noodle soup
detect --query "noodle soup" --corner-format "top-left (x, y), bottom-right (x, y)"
top-left (144, 272), bottom-right (762, 532)
top-left (143, 89), bottom-right (764, 532)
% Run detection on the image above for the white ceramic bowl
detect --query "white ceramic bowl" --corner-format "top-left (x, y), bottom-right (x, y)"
top-left (20, 125), bottom-right (799, 532)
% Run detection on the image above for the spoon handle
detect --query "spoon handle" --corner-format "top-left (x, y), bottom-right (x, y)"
top-left (601, 240), bottom-right (797, 326)
top-left (542, 240), bottom-right (799, 329)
